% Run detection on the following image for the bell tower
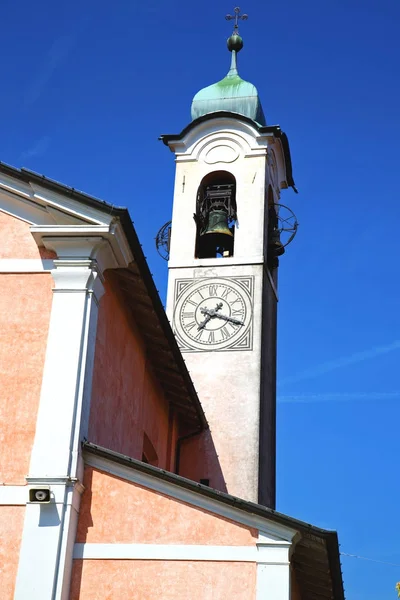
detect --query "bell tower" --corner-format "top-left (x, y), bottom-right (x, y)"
top-left (161, 9), bottom-right (297, 507)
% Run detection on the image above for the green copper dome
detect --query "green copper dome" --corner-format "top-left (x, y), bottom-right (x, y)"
top-left (191, 34), bottom-right (266, 126)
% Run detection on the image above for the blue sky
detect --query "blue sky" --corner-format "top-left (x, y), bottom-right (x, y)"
top-left (2, 0), bottom-right (400, 597)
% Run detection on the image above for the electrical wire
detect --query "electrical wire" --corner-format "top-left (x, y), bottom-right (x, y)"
top-left (341, 552), bottom-right (400, 568)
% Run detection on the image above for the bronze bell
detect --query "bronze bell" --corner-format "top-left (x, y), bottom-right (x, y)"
top-left (199, 209), bottom-right (233, 257)
top-left (268, 206), bottom-right (285, 257)
top-left (268, 228), bottom-right (285, 256)
top-left (203, 210), bottom-right (233, 238)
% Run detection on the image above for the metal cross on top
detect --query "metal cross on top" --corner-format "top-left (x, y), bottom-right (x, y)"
top-left (225, 7), bottom-right (248, 34)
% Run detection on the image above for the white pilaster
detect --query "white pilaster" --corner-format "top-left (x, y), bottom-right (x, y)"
top-left (256, 533), bottom-right (292, 600)
top-left (14, 236), bottom-right (107, 600)
top-left (29, 257), bottom-right (104, 477)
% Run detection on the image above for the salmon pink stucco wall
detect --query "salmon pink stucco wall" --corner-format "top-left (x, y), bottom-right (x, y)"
top-left (77, 466), bottom-right (257, 545)
top-left (89, 279), bottom-right (173, 468)
top-left (0, 210), bottom-right (55, 259)
top-left (178, 429), bottom-right (228, 493)
top-left (0, 212), bottom-right (54, 483)
top-left (0, 506), bottom-right (25, 599)
top-left (0, 274), bottom-right (53, 482)
top-left (70, 560), bottom-right (257, 600)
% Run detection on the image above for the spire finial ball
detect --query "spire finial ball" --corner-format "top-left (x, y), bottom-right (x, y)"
top-left (227, 34), bottom-right (243, 52)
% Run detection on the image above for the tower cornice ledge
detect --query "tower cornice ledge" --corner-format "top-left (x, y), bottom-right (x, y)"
top-left (160, 111), bottom-right (296, 191)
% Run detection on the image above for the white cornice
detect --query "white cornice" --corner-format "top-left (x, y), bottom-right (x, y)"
top-left (30, 224), bottom-right (134, 272)
top-left (166, 119), bottom-right (275, 158)
top-left (30, 183), bottom-right (111, 225)
top-left (0, 191), bottom-right (55, 225)
top-left (165, 118), bottom-right (289, 187)
top-left (0, 171), bottom-right (135, 272)
top-left (0, 171), bottom-right (112, 226)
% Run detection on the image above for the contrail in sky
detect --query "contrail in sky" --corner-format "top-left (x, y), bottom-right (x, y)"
top-left (19, 136), bottom-right (51, 161)
top-left (278, 392), bottom-right (400, 404)
top-left (24, 34), bottom-right (76, 107)
top-left (279, 339), bottom-right (400, 386)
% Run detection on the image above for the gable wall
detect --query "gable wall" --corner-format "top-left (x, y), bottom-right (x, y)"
top-left (89, 279), bottom-right (175, 470)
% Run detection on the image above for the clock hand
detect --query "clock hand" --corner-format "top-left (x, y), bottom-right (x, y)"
top-left (214, 313), bottom-right (244, 326)
top-left (197, 314), bottom-right (211, 330)
top-left (198, 303), bottom-right (223, 330)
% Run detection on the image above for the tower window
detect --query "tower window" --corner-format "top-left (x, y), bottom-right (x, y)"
top-left (194, 171), bottom-right (237, 259)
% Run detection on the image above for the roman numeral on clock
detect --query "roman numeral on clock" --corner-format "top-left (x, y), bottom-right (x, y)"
top-left (183, 312), bottom-right (195, 319)
top-left (220, 326), bottom-right (230, 341)
top-left (209, 285), bottom-right (218, 296)
top-left (230, 298), bottom-right (242, 307)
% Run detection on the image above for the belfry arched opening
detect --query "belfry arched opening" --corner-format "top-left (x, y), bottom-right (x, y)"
top-left (194, 170), bottom-right (237, 259)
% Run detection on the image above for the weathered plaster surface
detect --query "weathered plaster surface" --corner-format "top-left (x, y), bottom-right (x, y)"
top-left (0, 210), bottom-right (55, 259)
top-left (70, 559), bottom-right (257, 599)
top-left (89, 281), bottom-right (172, 468)
top-left (0, 273), bottom-right (53, 482)
top-left (77, 467), bottom-right (257, 545)
top-left (167, 263), bottom-right (264, 503)
top-left (178, 429), bottom-right (227, 492)
top-left (0, 506), bottom-right (25, 599)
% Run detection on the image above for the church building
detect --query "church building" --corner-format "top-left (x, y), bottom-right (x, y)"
top-left (0, 11), bottom-right (345, 600)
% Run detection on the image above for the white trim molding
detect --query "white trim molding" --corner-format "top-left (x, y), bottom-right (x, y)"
top-left (168, 255), bottom-right (265, 269)
top-left (0, 485), bottom-right (27, 505)
top-left (74, 543), bottom-right (260, 562)
top-left (0, 173), bottom-right (113, 227)
top-left (73, 542), bottom-right (291, 565)
top-left (0, 258), bottom-right (54, 273)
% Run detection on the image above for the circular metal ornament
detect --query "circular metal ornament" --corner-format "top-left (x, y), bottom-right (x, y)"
top-left (274, 203), bottom-right (298, 248)
top-left (155, 220), bottom-right (171, 261)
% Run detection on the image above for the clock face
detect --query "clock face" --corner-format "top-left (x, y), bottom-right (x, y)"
top-left (173, 277), bottom-right (253, 352)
